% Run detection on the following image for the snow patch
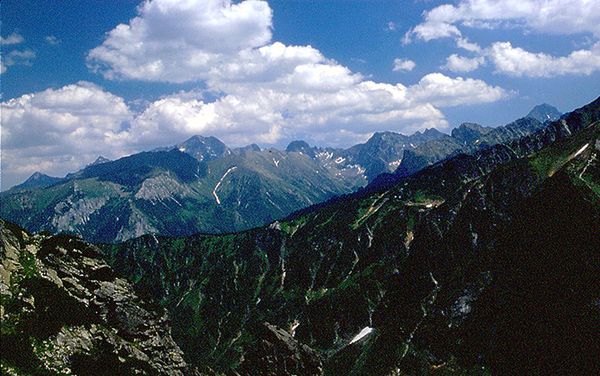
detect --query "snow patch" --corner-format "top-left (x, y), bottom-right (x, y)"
top-left (573, 143), bottom-right (590, 158)
top-left (579, 153), bottom-right (597, 179)
top-left (273, 158), bottom-right (280, 167)
top-left (213, 166), bottom-right (237, 205)
top-left (290, 320), bottom-right (300, 337)
top-left (316, 151), bottom-right (333, 160)
top-left (350, 326), bottom-right (373, 344)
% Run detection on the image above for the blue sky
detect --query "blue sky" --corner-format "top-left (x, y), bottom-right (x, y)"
top-left (2, 0), bottom-right (600, 189)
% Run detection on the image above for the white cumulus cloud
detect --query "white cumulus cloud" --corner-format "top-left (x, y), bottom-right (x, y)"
top-left (488, 41), bottom-right (600, 77)
top-left (1, 32), bottom-right (34, 74)
top-left (408, 73), bottom-right (508, 107)
top-left (84, 0), bottom-right (507, 145)
top-left (393, 58), bottom-right (416, 72)
top-left (87, 0), bottom-right (273, 83)
top-left (405, 0), bottom-right (600, 43)
top-left (456, 37), bottom-right (481, 52)
top-left (444, 54), bottom-right (485, 72)
top-left (408, 0), bottom-right (600, 78)
top-left (1, 82), bottom-right (134, 188)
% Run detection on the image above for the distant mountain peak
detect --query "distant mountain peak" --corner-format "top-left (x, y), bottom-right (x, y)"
top-left (286, 140), bottom-right (312, 152)
top-left (184, 135), bottom-right (222, 144)
top-left (29, 171), bottom-right (46, 179)
top-left (13, 171), bottom-right (61, 190)
top-left (368, 131), bottom-right (412, 144)
top-left (456, 122), bottom-right (487, 130)
top-left (371, 130), bottom-right (398, 137)
top-left (90, 156), bottom-right (111, 166)
top-left (451, 122), bottom-right (491, 145)
top-left (176, 135), bottom-right (230, 161)
top-left (526, 103), bottom-right (561, 122)
top-left (421, 128), bottom-right (444, 136)
top-left (247, 143), bottom-right (261, 152)
top-left (236, 143), bottom-right (261, 153)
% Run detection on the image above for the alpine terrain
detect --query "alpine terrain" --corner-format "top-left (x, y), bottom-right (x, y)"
top-left (1, 105), bottom-right (560, 243)
top-left (93, 97), bottom-right (598, 374)
top-left (2, 97), bottom-right (598, 374)
top-left (3, 0), bottom-right (599, 374)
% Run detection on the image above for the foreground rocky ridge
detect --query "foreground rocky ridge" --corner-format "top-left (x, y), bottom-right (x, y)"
top-left (0, 221), bottom-right (200, 375)
top-left (103, 98), bottom-right (599, 374)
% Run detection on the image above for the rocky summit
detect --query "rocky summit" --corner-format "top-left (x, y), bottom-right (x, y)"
top-left (526, 103), bottom-right (562, 123)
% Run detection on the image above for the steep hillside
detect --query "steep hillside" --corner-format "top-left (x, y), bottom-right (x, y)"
top-left (0, 127), bottom-right (446, 243)
top-left (339, 128), bottom-right (447, 180)
top-left (393, 104), bottom-right (563, 179)
top-left (103, 98), bottom-right (599, 374)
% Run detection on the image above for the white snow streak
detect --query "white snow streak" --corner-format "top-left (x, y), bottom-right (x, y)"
top-left (212, 166), bottom-right (237, 205)
top-left (350, 326), bottom-right (373, 344)
top-left (573, 143), bottom-right (590, 158)
top-left (290, 320), bottom-right (300, 337)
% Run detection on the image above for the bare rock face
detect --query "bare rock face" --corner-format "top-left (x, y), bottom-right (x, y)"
top-left (238, 322), bottom-right (323, 376)
top-left (0, 220), bottom-right (201, 375)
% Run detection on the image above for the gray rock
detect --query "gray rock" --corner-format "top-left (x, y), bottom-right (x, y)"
top-left (0, 220), bottom-right (203, 375)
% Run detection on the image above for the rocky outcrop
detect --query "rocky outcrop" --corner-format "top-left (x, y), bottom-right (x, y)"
top-left (238, 322), bottom-right (323, 376)
top-left (0, 220), bottom-right (199, 375)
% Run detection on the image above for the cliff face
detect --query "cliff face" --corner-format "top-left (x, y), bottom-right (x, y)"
top-left (0, 221), bottom-right (201, 375)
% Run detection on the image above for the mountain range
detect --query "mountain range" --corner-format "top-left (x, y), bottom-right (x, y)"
top-left (1, 97), bottom-right (598, 374)
top-left (102, 97), bottom-right (600, 374)
top-left (0, 104), bottom-right (562, 243)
